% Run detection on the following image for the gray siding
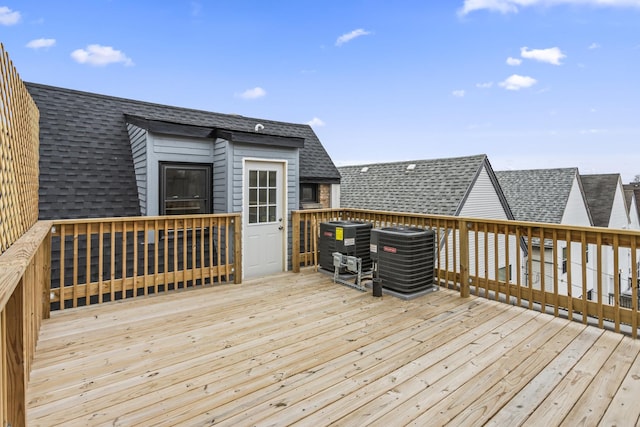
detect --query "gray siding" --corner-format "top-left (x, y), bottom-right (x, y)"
top-left (146, 133), bottom-right (215, 217)
top-left (230, 143), bottom-right (299, 269)
top-left (213, 139), bottom-right (229, 214)
top-left (127, 124), bottom-right (148, 215)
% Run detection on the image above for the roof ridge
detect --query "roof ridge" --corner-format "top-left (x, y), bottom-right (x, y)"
top-left (24, 81), bottom-right (311, 130)
top-left (338, 154), bottom-right (487, 169)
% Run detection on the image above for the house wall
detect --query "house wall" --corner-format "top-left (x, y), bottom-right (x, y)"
top-left (628, 194), bottom-right (640, 293)
top-left (446, 164), bottom-right (522, 284)
top-left (629, 194), bottom-right (640, 230)
top-left (602, 180), bottom-right (632, 297)
top-left (213, 139), bottom-right (229, 214)
top-left (229, 142), bottom-right (299, 270)
top-left (461, 165), bottom-right (520, 283)
top-left (331, 184), bottom-right (340, 208)
top-left (144, 133), bottom-right (216, 217)
top-left (528, 244), bottom-right (583, 297)
top-left (127, 124), bottom-right (148, 215)
top-left (132, 131), bottom-right (301, 270)
top-left (319, 184), bottom-right (331, 208)
top-left (538, 177), bottom-right (595, 297)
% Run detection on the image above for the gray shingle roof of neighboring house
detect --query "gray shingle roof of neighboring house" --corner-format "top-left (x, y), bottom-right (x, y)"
top-left (580, 174), bottom-right (622, 227)
top-left (495, 168), bottom-right (589, 224)
top-left (338, 154), bottom-right (512, 216)
top-left (26, 82), bottom-right (340, 220)
top-left (623, 183), bottom-right (640, 220)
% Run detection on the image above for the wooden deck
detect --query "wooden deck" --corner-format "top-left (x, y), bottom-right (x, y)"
top-left (27, 269), bottom-right (640, 426)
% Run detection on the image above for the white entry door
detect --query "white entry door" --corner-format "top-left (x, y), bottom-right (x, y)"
top-left (244, 160), bottom-right (285, 278)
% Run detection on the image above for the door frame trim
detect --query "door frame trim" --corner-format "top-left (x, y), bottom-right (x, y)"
top-left (241, 158), bottom-right (288, 279)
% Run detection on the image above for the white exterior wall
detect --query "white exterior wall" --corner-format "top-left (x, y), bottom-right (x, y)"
top-left (555, 177), bottom-right (596, 297)
top-left (628, 193), bottom-right (640, 293)
top-left (629, 194), bottom-right (640, 230)
top-left (442, 165), bottom-right (522, 284)
top-left (602, 180), bottom-right (632, 298)
top-left (331, 184), bottom-right (340, 208)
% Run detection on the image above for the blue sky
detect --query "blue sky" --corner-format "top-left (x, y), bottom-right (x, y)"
top-left (2, 0), bottom-right (640, 181)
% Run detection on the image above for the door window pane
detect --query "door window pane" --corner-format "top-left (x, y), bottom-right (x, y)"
top-left (248, 168), bottom-right (278, 224)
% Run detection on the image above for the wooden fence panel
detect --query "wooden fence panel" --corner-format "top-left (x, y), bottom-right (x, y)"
top-left (0, 43), bottom-right (39, 256)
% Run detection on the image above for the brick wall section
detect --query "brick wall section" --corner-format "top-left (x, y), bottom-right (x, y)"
top-left (319, 184), bottom-right (331, 208)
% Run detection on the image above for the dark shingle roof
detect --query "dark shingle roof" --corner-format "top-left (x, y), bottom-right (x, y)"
top-left (623, 183), bottom-right (640, 220)
top-left (580, 174), bottom-right (621, 227)
top-left (495, 168), bottom-right (583, 224)
top-left (26, 82), bottom-right (339, 220)
top-left (338, 154), bottom-right (501, 216)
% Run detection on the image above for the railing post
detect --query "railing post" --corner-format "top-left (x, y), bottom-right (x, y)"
top-left (458, 219), bottom-right (470, 298)
top-left (233, 215), bottom-right (242, 284)
top-left (292, 211), bottom-right (301, 273)
top-left (42, 228), bottom-right (52, 319)
top-left (6, 279), bottom-right (27, 427)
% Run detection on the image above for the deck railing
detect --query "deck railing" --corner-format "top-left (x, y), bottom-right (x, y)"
top-left (1, 213), bottom-right (241, 425)
top-left (50, 213), bottom-right (242, 310)
top-left (292, 208), bottom-right (640, 337)
top-left (0, 221), bottom-right (52, 426)
top-left (0, 41), bottom-right (43, 427)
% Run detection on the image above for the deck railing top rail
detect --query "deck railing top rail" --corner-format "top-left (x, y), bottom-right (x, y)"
top-left (293, 208), bottom-right (640, 337)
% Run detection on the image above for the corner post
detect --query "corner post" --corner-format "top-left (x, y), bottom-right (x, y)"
top-left (458, 219), bottom-right (470, 298)
top-left (42, 227), bottom-right (52, 319)
top-left (292, 210), bottom-right (301, 273)
top-left (233, 214), bottom-right (242, 284)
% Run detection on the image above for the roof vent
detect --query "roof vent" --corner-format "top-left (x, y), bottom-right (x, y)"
top-left (255, 123), bottom-right (264, 132)
top-left (407, 164), bottom-right (416, 170)
top-left (361, 167), bottom-right (369, 173)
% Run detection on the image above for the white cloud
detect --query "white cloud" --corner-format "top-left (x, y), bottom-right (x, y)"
top-left (580, 128), bottom-right (605, 134)
top-left (0, 6), bottom-right (20, 25)
top-left (307, 117), bottom-right (325, 127)
top-left (459, 0), bottom-right (640, 16)
top-left (476, 81), bottom-right (493, 88)
top-left (335, 29), bottom-right (372, 46)
top-left (506, 56), bottom-right (522, 66)
top-left (26, 38), bottom-right (56, 49)
top-left (452, 90), bottom-right (466, 97)
top-left (237, 87), bottom-right (266, 99)
top-left (520, 46), bottom-right (566, 65)
top-left (71, 44), bottom-right (133, 66)
top-left (499, 74), bottom-right (537, 90)
top-left (588, 42), bottom-right (601, 50)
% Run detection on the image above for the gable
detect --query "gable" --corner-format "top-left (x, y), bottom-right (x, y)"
top-left (459, 165), bottom-right (510, 220)
top-left (609, 182), bottom-right (630, 229)
top-left (495, 168), bottom-right (577, 224)
top-left (581, 174), bottom-right (624, 228)
top-left (560, 176), bottom-right (592, 226)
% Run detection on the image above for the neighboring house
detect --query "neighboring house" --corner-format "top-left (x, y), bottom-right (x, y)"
top-left (26, 82), bottom-right (340, 278)
top-left (495, 168), bottom-right (595, 298)
top-left (581, 174), bottom-right (632, 299)
top-left (339, 154), bottom-right (522, 284)
top-left (623, 183), bottom-right (640, 230)
top-left (623, 182), bottom-right (640, 302)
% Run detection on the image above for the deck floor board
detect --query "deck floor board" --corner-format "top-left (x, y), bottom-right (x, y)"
top-left (27, 269), bottom-right (640, 426)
